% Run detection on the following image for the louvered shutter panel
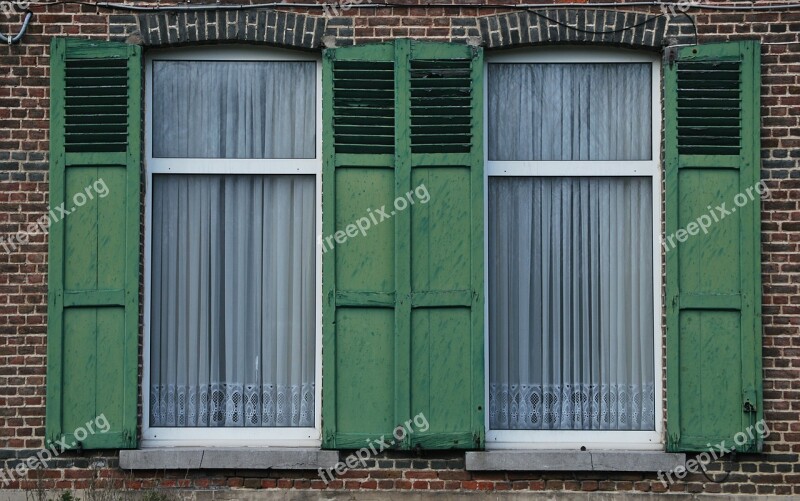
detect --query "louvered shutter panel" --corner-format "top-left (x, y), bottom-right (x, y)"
top-left (333, 57), bottom-right (395, 155)
top-left (665, 41), bottom-right (762, 452)
top-left (46, 38), bottom-right (141, 449)
top-left (674, 60), bottom-right (742, 156)
top-left (322, 40), bottom-right (484, 449)
top-left (64, 58), bottom-right (130, 153)
top-left (410, 56), bottom-right (472, 154)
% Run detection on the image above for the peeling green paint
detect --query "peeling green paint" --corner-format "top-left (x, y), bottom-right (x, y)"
top-left (46, 38), bottom-right (141, 450)
top-left (665, 41), bottom-right (763, 453)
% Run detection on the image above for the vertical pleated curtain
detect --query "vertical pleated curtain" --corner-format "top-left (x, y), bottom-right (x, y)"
top-left (150, 175), bottom-right (316, 427)
top-left (488, 63), bottom-right (651, 161)
top-left (149, 60), bottom-right (317, 428)
top-left (487, 63), bottom-right (656, 431)
top-left (152, 60), bottom-right (316, 159)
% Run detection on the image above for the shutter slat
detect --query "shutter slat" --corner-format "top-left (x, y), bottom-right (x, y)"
top-left (333, 79), bottom-right (394, 90)
top-left (333, 90), bottom-right (394, 100)
top-left (412, 108), bottom-right (472, 115)
top-left (333, 108), bottom-right (394, 117)
top-left (676, 108), bottom-right (741, 118)
top-left (680, 90), bottom-right (740, 98)
top-left (334, 134), bottom-right (394, 144)
top-left (412, 125), bottom-right (471, 134)
top-left (67, 124), bottom-right (127, 133)
top-left (334, 116), bottom-right (394, 126)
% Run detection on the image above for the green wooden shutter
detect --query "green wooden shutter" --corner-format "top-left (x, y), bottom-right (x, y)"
top-left (665, 41), bottom-right (762, 452)
top-left (46, 38), bottom-right (141, 450)
top-left (322, 40), bottom-right (484, 450)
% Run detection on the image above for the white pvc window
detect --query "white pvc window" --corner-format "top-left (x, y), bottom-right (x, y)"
top-left (151, 60), bottom-right (316, 159)
top-left (484, 48), bottom-right (663, 450)
top-left (143, 47), bottom-right (322, 447)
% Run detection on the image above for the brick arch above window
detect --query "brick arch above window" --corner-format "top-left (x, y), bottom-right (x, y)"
top-left (130, 8), bottom-right (694, 51)
top-left (135, 10), bottom-right (326, 49)
top-left (475, 9), bottom-right (695, 50)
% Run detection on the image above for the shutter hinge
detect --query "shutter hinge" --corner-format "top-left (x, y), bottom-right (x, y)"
top-left (321, 429), bottom-right (335, 448)
top-left (743, 389), bottom-right (757, 413)
top-left (473, 426), bottom-right (485, 447)
top-left (393, 425), bottom-right (406, 448)
top-left (665, 46), bottom-right (679, 69)
top-left (666, 432), bottom-right (680, 452)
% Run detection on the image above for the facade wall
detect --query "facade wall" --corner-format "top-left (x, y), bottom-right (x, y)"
top-left (0, 0), bottom-right (798, 496)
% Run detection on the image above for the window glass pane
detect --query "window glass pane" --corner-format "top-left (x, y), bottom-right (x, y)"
top-left (149, 174), bottom-right (316, 427)
top-left (488, 63), bottom-right (651, 161)
top-left (488, 177), bottom-right (655, 431)
top-left (152, 61), bottom-right (316, 159)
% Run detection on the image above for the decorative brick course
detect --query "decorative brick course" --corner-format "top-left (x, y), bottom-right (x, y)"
top-left (106, 7), bottom-right (694, 49)
top-left (136, 9), bottom-right (326, 49)
top-left (475, 9), bottom-right (694, 49)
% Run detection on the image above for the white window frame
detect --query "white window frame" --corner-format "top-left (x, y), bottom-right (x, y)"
top-left (142, 46), bottom-right (323, 448)
top-left (483, 47), bottom-right (664, 450)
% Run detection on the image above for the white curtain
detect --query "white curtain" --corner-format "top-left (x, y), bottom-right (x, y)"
top-left (152, 60), bottom-right (316, 159)
top-left (487, 61), bottom-right (655, 431)
top-left (488, 177), bottom-right (655, 431)
top-left (150, 175), bottom-right (316, 428)
top-left (487, 63), bottom-right (651, 161)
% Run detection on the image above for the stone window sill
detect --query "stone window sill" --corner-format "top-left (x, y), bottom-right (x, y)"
top-left (119, 448), bottom-right (338, 470)
top-left (465, 450), bottom-right (686, 472)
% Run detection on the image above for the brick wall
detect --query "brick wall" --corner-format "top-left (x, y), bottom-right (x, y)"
top-left (0, 0), bottom-right (798, 496)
